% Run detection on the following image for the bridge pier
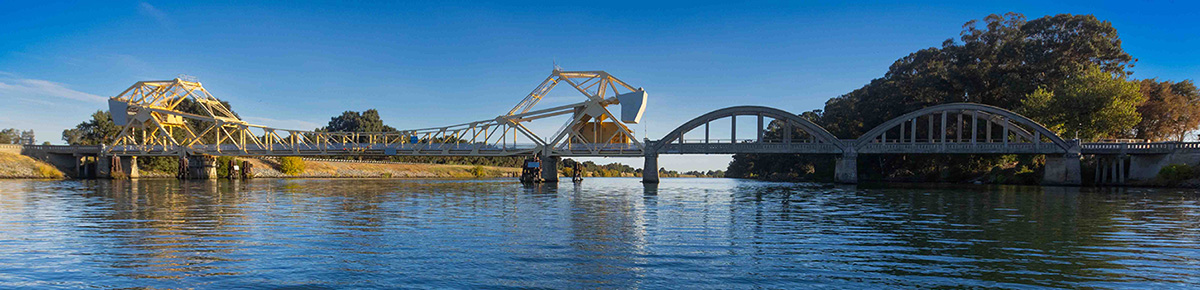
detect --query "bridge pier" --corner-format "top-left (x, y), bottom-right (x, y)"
top-left (540, 155), bottom-right (559, 183)
top-left (73, 154), bottom-right (83, 178)
top-left (643, 153), bottom-right (659, 183)
top-left (1043, 153), bottom-right (1082, 186)
top-left (184, 155), bottom-right (218, 179)
top-left (97, 155), bottom-right (112, 178)
top-left (834, 153), bottom-right (857, 184)
top-left (123, 156), bottom-right (139, 179)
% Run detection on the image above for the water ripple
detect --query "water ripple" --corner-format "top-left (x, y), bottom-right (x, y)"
top-left (0, 178), bottom-right (1198, 288)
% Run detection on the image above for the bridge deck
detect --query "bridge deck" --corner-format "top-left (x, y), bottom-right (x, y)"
top-left (15, 142), bottom-right (1200, 157)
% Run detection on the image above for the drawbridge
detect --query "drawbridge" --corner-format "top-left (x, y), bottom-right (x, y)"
top-left (104, 69), bottom-right (649, 158)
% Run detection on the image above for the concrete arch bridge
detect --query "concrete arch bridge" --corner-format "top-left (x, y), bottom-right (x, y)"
top-left (644, 102), bottom-right (1200, 186)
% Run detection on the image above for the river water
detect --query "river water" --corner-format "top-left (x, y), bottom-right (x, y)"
top-left (0, 178), bottom-right (1197, 289)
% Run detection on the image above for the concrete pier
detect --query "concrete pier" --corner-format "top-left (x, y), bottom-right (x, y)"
top-left (123, 156), bottom-right (139, 179)
top-left (539, 155), bottom-right (559, 183)
top-left (834, 153), bottom-right (857, 184)
top-left (186, 155), bottom-right (218, 179)
top-left (97, 155), bottom-right (112, 178)
top-left (642, 153), bottom-right (659, 183)
top-left (1042, 153), bottom-right (1082, 186)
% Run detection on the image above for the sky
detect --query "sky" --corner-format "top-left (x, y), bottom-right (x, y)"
top-left (1, 1), bottom-right (1197, 171)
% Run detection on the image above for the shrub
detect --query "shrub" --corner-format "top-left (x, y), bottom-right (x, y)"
top-left (279, 157), bottom-right (306, 175)
top-left (469, 165), bottom-right (488, 178)
top-left (1157, 164), bottom-right (1195, 183)
top-left (215, 156), bottom-right (237, 178)
top-left (139, 156), bottom-right (179, 174)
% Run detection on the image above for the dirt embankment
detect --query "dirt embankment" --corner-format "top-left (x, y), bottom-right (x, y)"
top-left (0, 152), bottom-right (64, 179)
top-left (244, 158), bottom-right (520, 179)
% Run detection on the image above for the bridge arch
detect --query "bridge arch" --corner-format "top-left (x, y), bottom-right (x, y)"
top-left (853, 103), bottom-right (1070, 154)
top-left (650, 106), bottom-right (845, 154)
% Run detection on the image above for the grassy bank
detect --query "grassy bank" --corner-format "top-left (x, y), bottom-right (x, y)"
top-left (0, 152), bottom-right (64, 179)
top-left (245, 158), bottom-right (519, 179)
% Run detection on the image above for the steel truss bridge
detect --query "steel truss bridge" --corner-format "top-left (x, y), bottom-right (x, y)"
top-left (78, 69), bottom-right (1200, 184)
top-left (105, 69), bottom-right (648, 158)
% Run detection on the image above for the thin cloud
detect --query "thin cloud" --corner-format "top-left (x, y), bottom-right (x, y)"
top-left (0, 77), bottom-right (106, 103)
top-left (138, 2), bottom-right (172, 29)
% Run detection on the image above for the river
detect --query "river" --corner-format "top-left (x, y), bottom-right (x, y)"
top-left (0, 178), bottom-right (1197, 289)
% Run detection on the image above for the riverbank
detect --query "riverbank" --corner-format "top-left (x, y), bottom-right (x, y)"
top-left (244, 158), bottom-right (520, 179)
top-left (0, 152), bottom-right (64, 179)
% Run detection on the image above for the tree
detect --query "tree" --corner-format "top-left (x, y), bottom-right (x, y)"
top-left (1020, 64), bottom-right (1143, 140)
top-left (19, 130), bottom-right (34, 145)
top-left (0, 129), bottom-right (19, 144)
top-left (62, 111), bottom-right (121, 145)
top-left (1133, 80), bottom-right (1200, 141)
top-left (730, 13), bottom-right (1150, 183)
top-left (819, 13), bottom-right (1133, 138)
top-left (320, 109), bottom-right (397, 133)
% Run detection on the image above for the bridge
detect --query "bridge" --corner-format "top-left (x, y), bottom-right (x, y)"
top-left (20, 69), bottom-right (1200, 185)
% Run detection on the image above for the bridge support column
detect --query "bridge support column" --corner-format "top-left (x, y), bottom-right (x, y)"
top-left (122, 156), bottom-right (139, 179)
top-left (1043, 153), bottom-right (1082, 186)
top-left (834, 153), bottom-right (857, 184)
top-left (1113, 155), bottom-right (1123, 184)
top-left (73, 154), bottom-right (83, 179)
top-left (540, 156), bottom-right (559, 183)
top-left (643, 153), bottom-right (659, 183)
top-left (186, 155), bottom-right (218, 179)
top-left (97, 155), bottom-right (112, 179)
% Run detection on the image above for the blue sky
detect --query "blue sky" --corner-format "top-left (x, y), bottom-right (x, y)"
top-left (1, 1), bottom-right (1197, 171)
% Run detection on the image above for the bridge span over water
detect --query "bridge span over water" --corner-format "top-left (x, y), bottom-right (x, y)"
top-left (23, 69), bottom-right (1200, 185)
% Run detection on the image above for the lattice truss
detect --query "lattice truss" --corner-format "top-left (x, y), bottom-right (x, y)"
top-left (105, 69), bottom-right (648, 157)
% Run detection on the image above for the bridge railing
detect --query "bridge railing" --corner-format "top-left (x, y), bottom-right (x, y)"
top-left (2, 144), bottom-right (103, 153)
top-left (658, 142), bottom-right (842, 154)
top-left (858, 142), bottom-right (1064, 154)
top-left (560, 143), bottom-right (642, 150)
top-left (107, 142), bottom-right (543, 156)
top-left (1079, 141), bottom-right (1200, 154)
top-left (674, 138), bottom-right (825, 144)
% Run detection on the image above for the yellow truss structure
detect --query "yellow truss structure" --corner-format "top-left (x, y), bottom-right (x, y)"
top-left (105, 68), bottom-right (648, 157)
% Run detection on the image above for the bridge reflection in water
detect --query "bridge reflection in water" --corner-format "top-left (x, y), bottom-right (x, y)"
top-left (0, 178), bottom-right (1196, 288)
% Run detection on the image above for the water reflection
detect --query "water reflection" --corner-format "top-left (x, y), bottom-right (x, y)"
top-left (0, 178), bottom-right (1196, 288)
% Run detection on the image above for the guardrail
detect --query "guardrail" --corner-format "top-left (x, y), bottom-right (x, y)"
top-left (1079, 141), bottom-right (1200, 154)
top-left (0, 144), bottom-right (103, 153)
top-left (273, 157), bottom-right (422, 165)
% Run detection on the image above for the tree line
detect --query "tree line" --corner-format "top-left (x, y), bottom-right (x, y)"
top-left (728, 13), bottom-right (1200, 183)
top-left (0, 129), bottom-right (38, 145)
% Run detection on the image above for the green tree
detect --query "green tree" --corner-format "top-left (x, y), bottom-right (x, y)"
top-left (62, 111), bottom-right (121, 145)
top-left (1020, 65), bottom-right (1143, 140)
top-left (0, 129), bottom-right (19, 144)
top-left (320, 109), bottom-right (397, 133)
top-left (819, 13), bottom-right (1133, 138)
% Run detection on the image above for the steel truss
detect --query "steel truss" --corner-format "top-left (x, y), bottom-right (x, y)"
top-left (105, 69), bottom-right (648, 157)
